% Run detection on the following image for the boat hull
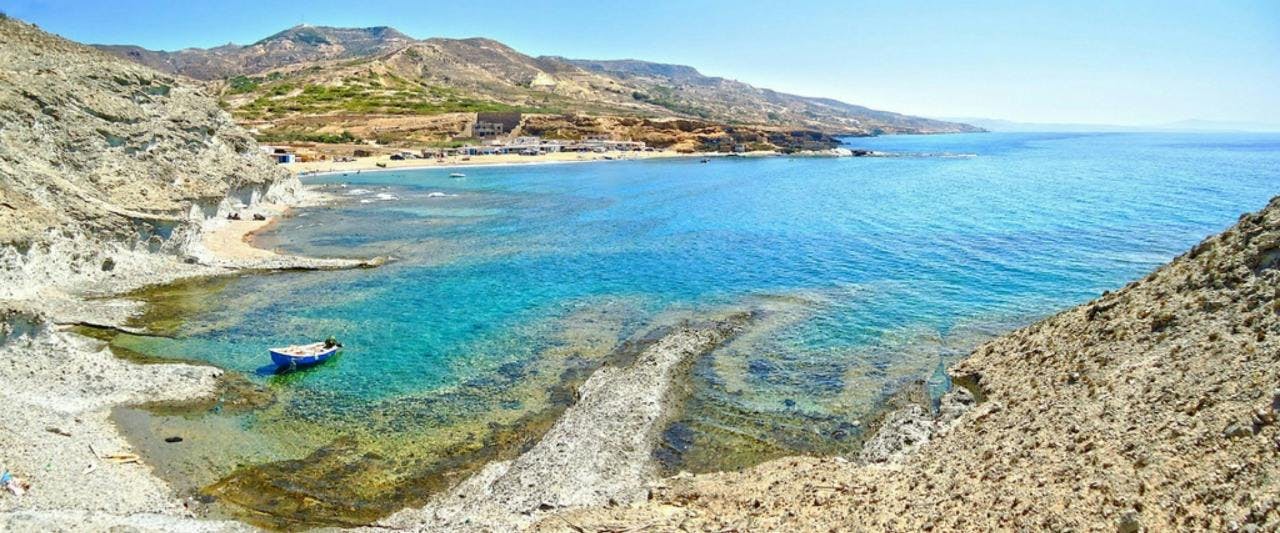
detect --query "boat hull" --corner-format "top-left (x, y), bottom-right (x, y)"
top-left (270, 346), bottom-right (340, 368)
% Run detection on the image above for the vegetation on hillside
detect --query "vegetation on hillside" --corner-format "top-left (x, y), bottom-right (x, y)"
top-left (255, 129), bottom-right (361, 144)
top-left (230, 71), bottom-right (553, 122)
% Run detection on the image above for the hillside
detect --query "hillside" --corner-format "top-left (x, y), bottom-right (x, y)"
top-left (94, 25), bottom-right (979, 148)
top-left (0, 16), bottom-right (296, 294)
top-left (564, 58), bottom-right (969, 134)
top-left (542, 197), bottom-right (1280, 530)
top-left (96, 25), bottom-right (414, 82)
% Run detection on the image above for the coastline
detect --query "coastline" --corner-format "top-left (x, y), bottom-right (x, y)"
top-left (5, 175), bottom-right (1277, 532)
top-left (6, 155), bottom-right (1275, 532)
top-left (190, 189), bottom-right (384, 270)
top-left (0, 183), bottom-right (377, 531)
top-left (534, 196), bottom-right (1280, 531)
top-left (284, 149), bottom-right (793, 177)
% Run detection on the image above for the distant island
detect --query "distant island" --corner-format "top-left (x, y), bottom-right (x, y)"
top-left (939, 116), bottom-right (1280, 133)
top-left (96, 25), bottom-right (980, 156)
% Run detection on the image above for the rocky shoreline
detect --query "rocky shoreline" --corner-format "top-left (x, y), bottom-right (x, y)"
top-left (0, 188), bottom-right (385, 531)
top-left (0, 17), bottom-right (382, 530)
top-left (534, 196), bottom-right (1280, 531)
top-left (377, 314), bottom-right (753, 532)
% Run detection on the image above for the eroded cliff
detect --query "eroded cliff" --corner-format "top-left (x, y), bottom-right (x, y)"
top-left (0, 17), bottom-right (299, 298)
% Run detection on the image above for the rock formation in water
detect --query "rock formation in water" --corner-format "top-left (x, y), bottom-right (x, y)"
top-left (0, 16), bottom-right (300, 298)
top-left (539, 196), bottom-right (1280, 531)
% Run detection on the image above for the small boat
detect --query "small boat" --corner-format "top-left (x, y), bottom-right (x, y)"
top-left (700, 158), bottom-right (710, 163)
top-left (270, 340), bottom-right (341, 369)
top-left (375, 162), bottom-right (387, 168)
top-left (449, 172), bottom-right (466, 178)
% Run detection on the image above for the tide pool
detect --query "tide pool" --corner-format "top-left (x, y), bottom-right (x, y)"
top-left (111, 132), bottom-right (1280, 527)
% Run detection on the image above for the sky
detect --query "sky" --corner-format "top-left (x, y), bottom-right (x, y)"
top-left (3, 0), bottom-right (1278, 126)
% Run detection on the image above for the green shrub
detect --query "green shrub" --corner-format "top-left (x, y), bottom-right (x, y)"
top-left (227, 75), bottom-right (259, 94)
top-left (255, 130), bottom-right (360, 144)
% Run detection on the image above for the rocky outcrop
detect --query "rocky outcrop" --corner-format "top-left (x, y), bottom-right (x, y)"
top-left (0, 18), bottom-right (344, 532)
top-left (0, 17), bottom-right (301, 298)
top-left (380, 315), bottom-right (750, 532)
top-left (856, 385), bottom-right (976, 465)
top-left (538, 197), bottom-right (1280, 531)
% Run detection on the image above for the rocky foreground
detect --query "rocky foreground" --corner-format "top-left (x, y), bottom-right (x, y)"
top-left (537, 197), bottom-right (1280, 531)
top-left (0, 17), bottom-right (362, 531)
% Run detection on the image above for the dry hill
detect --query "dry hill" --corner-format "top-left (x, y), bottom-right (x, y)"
top-left (94, 25), bottom-right (979, 151)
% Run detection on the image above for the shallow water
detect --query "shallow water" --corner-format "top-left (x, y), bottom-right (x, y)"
top-left (111, 132), bottom-right (1280, 527)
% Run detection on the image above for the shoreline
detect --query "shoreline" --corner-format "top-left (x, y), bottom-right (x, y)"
top-left (9, 153), bottom-right (1273, 531)
top-left (0, 181), bottom-right (380, 531)
top-left (285, 149), bottom-right (793, 178)
top-left (0, 164), bottom-right (1021, 531)
top-left (191, 188), bottom-right (384, 270)
top-left (533, 197), bottom-right (1280, 531)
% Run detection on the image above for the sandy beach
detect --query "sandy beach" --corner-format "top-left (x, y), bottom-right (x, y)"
top-left (191, 190), bottom-right (383, 270)
top-left (285, 150), bottom-right (756, 176)
top-left (201, 217), bottom-right (279, 262)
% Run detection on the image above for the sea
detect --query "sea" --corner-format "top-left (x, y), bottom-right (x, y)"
top-left (104, 132), bottom-right (1280, 526)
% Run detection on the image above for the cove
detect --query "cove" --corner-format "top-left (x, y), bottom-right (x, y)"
top-left (106, 132), bottom-right (1280, 528)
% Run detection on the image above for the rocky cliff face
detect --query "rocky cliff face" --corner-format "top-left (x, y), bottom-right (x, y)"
top-left (540, 197), bottom-right (1280, 531)
top-left (0, 17), bottom-right (298, 298)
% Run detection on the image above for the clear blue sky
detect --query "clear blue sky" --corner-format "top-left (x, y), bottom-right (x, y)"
top-left (4, 0), bottom-right (1278, 125)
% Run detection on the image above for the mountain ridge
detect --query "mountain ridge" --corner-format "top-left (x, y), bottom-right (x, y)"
top-left (93, 25), bottom-right (979, 139)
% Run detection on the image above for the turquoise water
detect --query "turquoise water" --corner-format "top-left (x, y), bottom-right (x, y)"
top-left (116, 132), bottom-right (1279, 523)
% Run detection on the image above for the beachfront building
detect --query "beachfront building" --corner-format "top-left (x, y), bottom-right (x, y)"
top-left (474, 121), bottom-right (505, 138)
top-left (459, 144), bottom-right (505, 156)
top-left (562, 139), bottom-right (648, 152)
top-left (456, 136), bottom-right (567, 156)
top-left (260, 145), bottom-right (296, 164)
top-left (508, 136), bottom-right (563, 154)
top-left (474, 112), bottom-right (523, 139)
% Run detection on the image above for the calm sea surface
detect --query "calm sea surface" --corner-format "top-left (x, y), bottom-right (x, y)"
top-left (112, 132), bottom-right (1280, 525)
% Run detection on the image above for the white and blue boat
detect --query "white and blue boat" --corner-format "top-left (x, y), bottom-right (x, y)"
top-left (269, 340), bottom-right (341, 369)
